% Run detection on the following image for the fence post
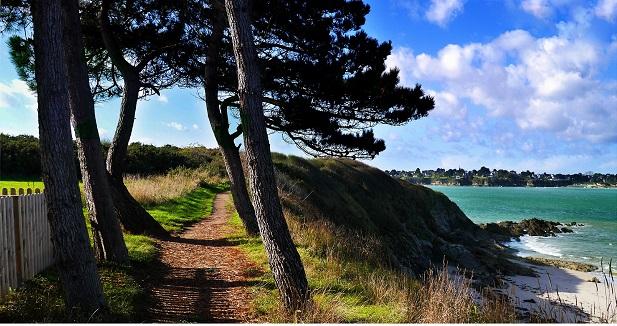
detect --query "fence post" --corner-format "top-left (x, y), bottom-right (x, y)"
top-left (12, 195), bottom-right (22, 284)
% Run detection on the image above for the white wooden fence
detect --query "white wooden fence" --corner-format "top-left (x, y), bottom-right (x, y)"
top-left (0, 188), bottom-right (54, 298)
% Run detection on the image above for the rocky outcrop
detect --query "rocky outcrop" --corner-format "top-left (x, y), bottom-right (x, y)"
top-left (524, 257), bottom-right (597, 272)
top-left (480, 218), bottom-right (583, 241)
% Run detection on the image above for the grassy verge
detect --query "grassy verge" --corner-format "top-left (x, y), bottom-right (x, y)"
top-left (225, 210), bottom-right (411, 323)
top-left (225, 208), bottom-right (517, 323)
top-left (0, 172), bottom-right (225, 322)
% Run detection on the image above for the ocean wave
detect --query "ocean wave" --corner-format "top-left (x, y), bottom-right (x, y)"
top-left (507, 235), bottom-right (563, 257)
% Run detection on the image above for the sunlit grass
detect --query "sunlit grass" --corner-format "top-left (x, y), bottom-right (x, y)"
top-left (0, 180), bottom-right (44, 192)
top-left (0, 170), bottom-right (226, 322)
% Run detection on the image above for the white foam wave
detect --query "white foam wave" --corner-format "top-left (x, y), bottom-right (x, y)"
top-left (507, 235), bottom-right (563, 257)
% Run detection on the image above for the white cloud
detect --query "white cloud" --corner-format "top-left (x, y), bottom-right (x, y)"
top-left (440, 154), bottom-right (484, 169)
top-left (0, 79), bottom-right (37, 111)
top-left (426, 0), bottom-right (464, 27)
top-left (595, 0), bottom-right (617, 21)
top-left (521, 0), bottom-right (552, 18)
top-left (513, 154), bottom-right (594, 173)
top-left (98, 128), bottom-right (109, 138)
top-left (386, 23), bottom-right (617, 144)
top-left (438, 152), bottom-right (603, 173)
top-left (156, 94), bottom-right (169, 103)
top-left (165, 121), bottom-right (187, 131)
top-left (426, 89), bottom-right (467, 119)
top-left (192, 124), bottom-right (199, 130)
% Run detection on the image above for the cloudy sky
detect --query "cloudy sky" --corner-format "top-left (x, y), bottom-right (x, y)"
top-left (1, 0), bottom-right (616, 173)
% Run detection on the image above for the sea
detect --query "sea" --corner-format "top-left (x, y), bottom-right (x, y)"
top-left (428, 186), bottom-right (617, 272)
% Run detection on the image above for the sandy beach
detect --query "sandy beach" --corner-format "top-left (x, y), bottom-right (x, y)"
top-left (499, 261), bottom-right (616, 322)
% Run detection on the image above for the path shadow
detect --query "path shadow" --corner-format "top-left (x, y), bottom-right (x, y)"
top-left (163, 236), bottom-right (236, 247)
top-left (148, 263), bottom-right (260, 322)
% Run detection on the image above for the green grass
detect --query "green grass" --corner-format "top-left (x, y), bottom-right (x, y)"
top-left (0, 180), bottom-right (44, 192)
top-left (146, 183), bottom-right (227, 232)
top-left (0, 264), bottom-right (148, 322)
top-left (0, 181), bottom-right (225, 322)
top-left (124, 234), bottom-right (158, 264)
top-left (225, 210), bottom-right (408, 323)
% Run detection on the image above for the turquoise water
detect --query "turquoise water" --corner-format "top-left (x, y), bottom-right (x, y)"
top-left (429, 186), bottom-right (617, 270)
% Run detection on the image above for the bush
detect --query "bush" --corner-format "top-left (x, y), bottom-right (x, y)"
top-left (0, 134), bottom-right (41, 179)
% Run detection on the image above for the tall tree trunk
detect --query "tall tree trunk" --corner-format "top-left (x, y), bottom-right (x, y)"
top-left (225, 0), bottom-right (309, 311)
top-left (204, 4), bottom-right (259, 236)
top-left (31, 0), bottom-right (106, 313)
top-left (97, 0), bottom-right (167, 236)
top-left (104, 78), bottom-right (167, 237)
top-left (106, 76), bottom-right (139, 179)
top-left (61, 0), bottom-right (129, 264)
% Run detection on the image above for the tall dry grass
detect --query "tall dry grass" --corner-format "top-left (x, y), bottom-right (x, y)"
top-left (405, 266), bottom-right (517, 323)
top-left (406, 267), bottom-right (475, 323)
top-left (124, 167), bottom-right (226, 206)
top-left (282, 211), bottom-right (518, 323)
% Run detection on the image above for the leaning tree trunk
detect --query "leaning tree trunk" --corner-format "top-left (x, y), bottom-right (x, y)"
top-left (104, 77), bottom-right (167, 236)
top-left (225, 0), bottom-right (309, 311)
top-left (61, 0), bottom-right (129, 263)
top-left (31, 0), bottom-right (106, 313)
top-left (105, 76), bottom-right (139, 179)
top-left (104, 77), bottom-right (168, 237)
top-left (204, 4), bottom-right (259, 236)
top-left (98, 0), bottom-right (167, 237)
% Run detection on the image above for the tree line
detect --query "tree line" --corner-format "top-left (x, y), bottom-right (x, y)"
top-left (1, 0), bottom-right (433, 316)
top-left (0, 133), bottom-right (223, 179)
top-left (387, 167), bottom-right (617, 187)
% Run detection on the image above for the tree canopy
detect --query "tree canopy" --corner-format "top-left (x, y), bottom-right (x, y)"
top-left (6, 0), bottom-right (433, 160)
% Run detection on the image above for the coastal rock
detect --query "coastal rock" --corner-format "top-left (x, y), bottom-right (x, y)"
top-left (480, 218), bottom-right (570, 239)
top-left (524, 257), bottom-right (597, 272)
top-left (519, 218), bottom-right (562, 236)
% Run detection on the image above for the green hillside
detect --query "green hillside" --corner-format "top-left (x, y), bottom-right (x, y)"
top-left (272, 154), bottom-right (525, 281)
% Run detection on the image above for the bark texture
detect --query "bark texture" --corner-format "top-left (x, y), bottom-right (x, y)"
top-left (31, 0), bottom-right (105, 313)
top-left (204, 4), bottom-right (259, 236)
top-left (61, 0), bottom-right (129, 263)
top-left (98, 0), bottom-right (168, 236)
top-left (224, 0), bottom-right (309, 311)
top-left (106, 77), bottom-right (139, 179)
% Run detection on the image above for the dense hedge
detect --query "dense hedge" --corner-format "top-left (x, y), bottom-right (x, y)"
top-left (0, 134), bottom-right (222, 179)
top-left (0, 134), bottom-right (41, 179)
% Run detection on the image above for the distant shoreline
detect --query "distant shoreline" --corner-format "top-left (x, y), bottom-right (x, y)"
top-left (425, 183), bottom-right (617, 189)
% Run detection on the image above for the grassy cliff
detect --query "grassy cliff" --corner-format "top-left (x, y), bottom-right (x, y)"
top-left (272, 154), bottom-right (522, 280)
top-left (228, 154), bottom-right (520, 322)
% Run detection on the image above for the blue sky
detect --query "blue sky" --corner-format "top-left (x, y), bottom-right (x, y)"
top-left (1, 0), bottom-right (616, 173)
